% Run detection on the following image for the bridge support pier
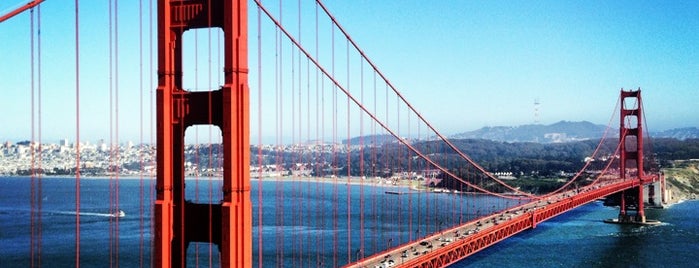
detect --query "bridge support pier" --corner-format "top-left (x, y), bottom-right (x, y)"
top-left (616, 187), bottom-right (646, 223)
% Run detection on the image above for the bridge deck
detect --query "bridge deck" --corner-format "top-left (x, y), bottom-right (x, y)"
top-left (347, 179), bottom-right (646, 268)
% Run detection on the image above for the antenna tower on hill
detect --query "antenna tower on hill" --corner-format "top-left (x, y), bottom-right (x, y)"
top-left (534, 98), bottom-right (541, 124)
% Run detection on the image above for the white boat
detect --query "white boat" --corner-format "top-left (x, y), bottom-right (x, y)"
top-left (112, 210), bottom-right (126, 218)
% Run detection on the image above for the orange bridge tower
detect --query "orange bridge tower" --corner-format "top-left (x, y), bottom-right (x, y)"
top-left (155, 0), bottom-right (250, 267)
top-left (618, 88), bottom-right (647, 223)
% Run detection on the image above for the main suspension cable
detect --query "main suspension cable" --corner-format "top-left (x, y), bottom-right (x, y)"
top-left (314, 0), bottom-right (531, 196)
top-left (254, 0), bottom-right (532, 200)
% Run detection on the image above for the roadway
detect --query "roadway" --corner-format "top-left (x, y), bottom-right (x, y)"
top-left (347, 179), bottom-right (628, 268)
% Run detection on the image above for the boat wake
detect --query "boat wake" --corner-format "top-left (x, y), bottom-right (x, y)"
top-left (53, 210), bottom-right (125, 218)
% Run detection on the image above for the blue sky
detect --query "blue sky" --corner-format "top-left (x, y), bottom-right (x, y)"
top-left (1, 0), bottom-right (697, 143)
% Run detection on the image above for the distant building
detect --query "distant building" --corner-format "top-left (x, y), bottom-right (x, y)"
top-left (98, 140), bottom-right (108, 152)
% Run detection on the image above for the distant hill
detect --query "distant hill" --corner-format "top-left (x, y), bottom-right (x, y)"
top-left (339, 123), bottom-right (699, 145)
top-left (450, 121), bottom-right (609, 143)
top-left (449, 121), bottom-right (699, 143)
top-left (653, 127), bottom-right (699, 140)
top-left (342, 134), bottom-right (397, 145)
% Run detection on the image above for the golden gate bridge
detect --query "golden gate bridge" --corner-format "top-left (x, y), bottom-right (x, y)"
top-left (1, 1), bottom-right (666, 267)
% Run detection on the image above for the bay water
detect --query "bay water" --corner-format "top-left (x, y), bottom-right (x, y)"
top-left (1, 176), bottom-right (696, 267)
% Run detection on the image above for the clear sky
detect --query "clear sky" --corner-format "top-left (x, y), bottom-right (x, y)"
top-left (1, 0), bottom-right (698, 144)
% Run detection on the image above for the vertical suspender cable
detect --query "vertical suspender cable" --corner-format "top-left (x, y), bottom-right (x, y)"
top-left (304, 51), bottom-right (310, 265)
top-left (108, 0), bottom-right (115, 264)
top-left (305, 5), bottom-right (315, 264)
top-left (114, 0), bottom-right (124, 265)
top-left (320, 7), bottom-right (326, 267)
top-left (371, 71), bottom-right (377, 254)
top-left (297, 2), bottom-right (304, 264)
top-left (279, 6), bottom-right (284, 266)
top-left (345, 39), bottom-right (351, 263)
top-left (114, 2), bottom-right (120, 263)
top-left (206, 1), bottom-right (214, 265)
top-left (296, 44), bottom-right (302, 268)
top-left (396, 94), bottom-right (401, 244)
top-left (148, 0), bottom-right (155, 264)
top-left (37, 6), bottom-right (44, 264)
top-left (29, 8), bottom-right (36, 266)
top-left (305, 27), bottom-right (313, 268)
top-left (290, 37), bottom-right (297, 268)
top-left (73, 1), bottom-right (81, 266)
top-left (138, 0), bottom-right (145, 266)
top-left (107, 0), bottom-right (122, 264)
top-left (359, 56), bottom-right (365, 260)
top-left (256, 64), bottom-right (263, 265)
top-left (428, 155), bottom-right (434, 234)
top-left (316, 4), bottom-right (324, 265)
top-left (189, 12), bottom-right (201, 268)
top-left (256, 2), bottom-right (263, 266)
top-left (407, 111), bottom-right (412, 242)
top-left (314, 4), bottom-right (325, 264)
top-left (280, 1), bottom-right (285, 264)
top-left (460, 168), bottom-right (464, 224)
top-left (289, 2), bottom-right (303, 267)
top-left (275, 19), bottom-right (284, 263)
top-left (108, 0), bottom-right (113, 262)
top-left (319, 66), bottom-right (327, 267)
top-left (207, 114), bottom-right (214, 267)
top-left (383, 82), bottom-right (388, 250)
top-left (193, 28), bottom-right (201, 267)
top-left (454, 154), bottom-right (463, 227)
top-left (274, 1), bottom-right (283, 263)
top-left (331, 24), bottom-right (338, 268)
top-left (289, 4), bottom-right (298, 264)
top-left (416, 119), bottom-right (421, 240)
top-left (306, 57), bottom-right (313, 267)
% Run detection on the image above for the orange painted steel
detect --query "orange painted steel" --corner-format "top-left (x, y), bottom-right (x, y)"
top-left (619, 89), bottom-right (646, 222)
top-left (155, 0), bottom-right (250, 267)
top-left (0, 0), bottom-right (44, 23)
top-left (351, 90), bottom-right (655, 268)
top-left (361, 179), bottom-right (649, 268)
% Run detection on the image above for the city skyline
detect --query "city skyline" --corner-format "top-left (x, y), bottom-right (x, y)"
top-left (1, 1), bottom-right (698, 143)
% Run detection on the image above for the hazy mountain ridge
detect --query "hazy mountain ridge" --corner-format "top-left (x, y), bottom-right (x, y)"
top-left (342, 134), bottom-right (397, 145)
top-left (653, 127), bottom-right (699, 141)
top-left (450, 121), bottom-right (608, 143)
top-left (450, 121), bottom-right (699, 143)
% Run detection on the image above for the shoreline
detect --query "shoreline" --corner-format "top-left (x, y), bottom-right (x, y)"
top-left (0, 174), bottom-right (417, 189)
top-left (4, 175), bottom-right (697, 203)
